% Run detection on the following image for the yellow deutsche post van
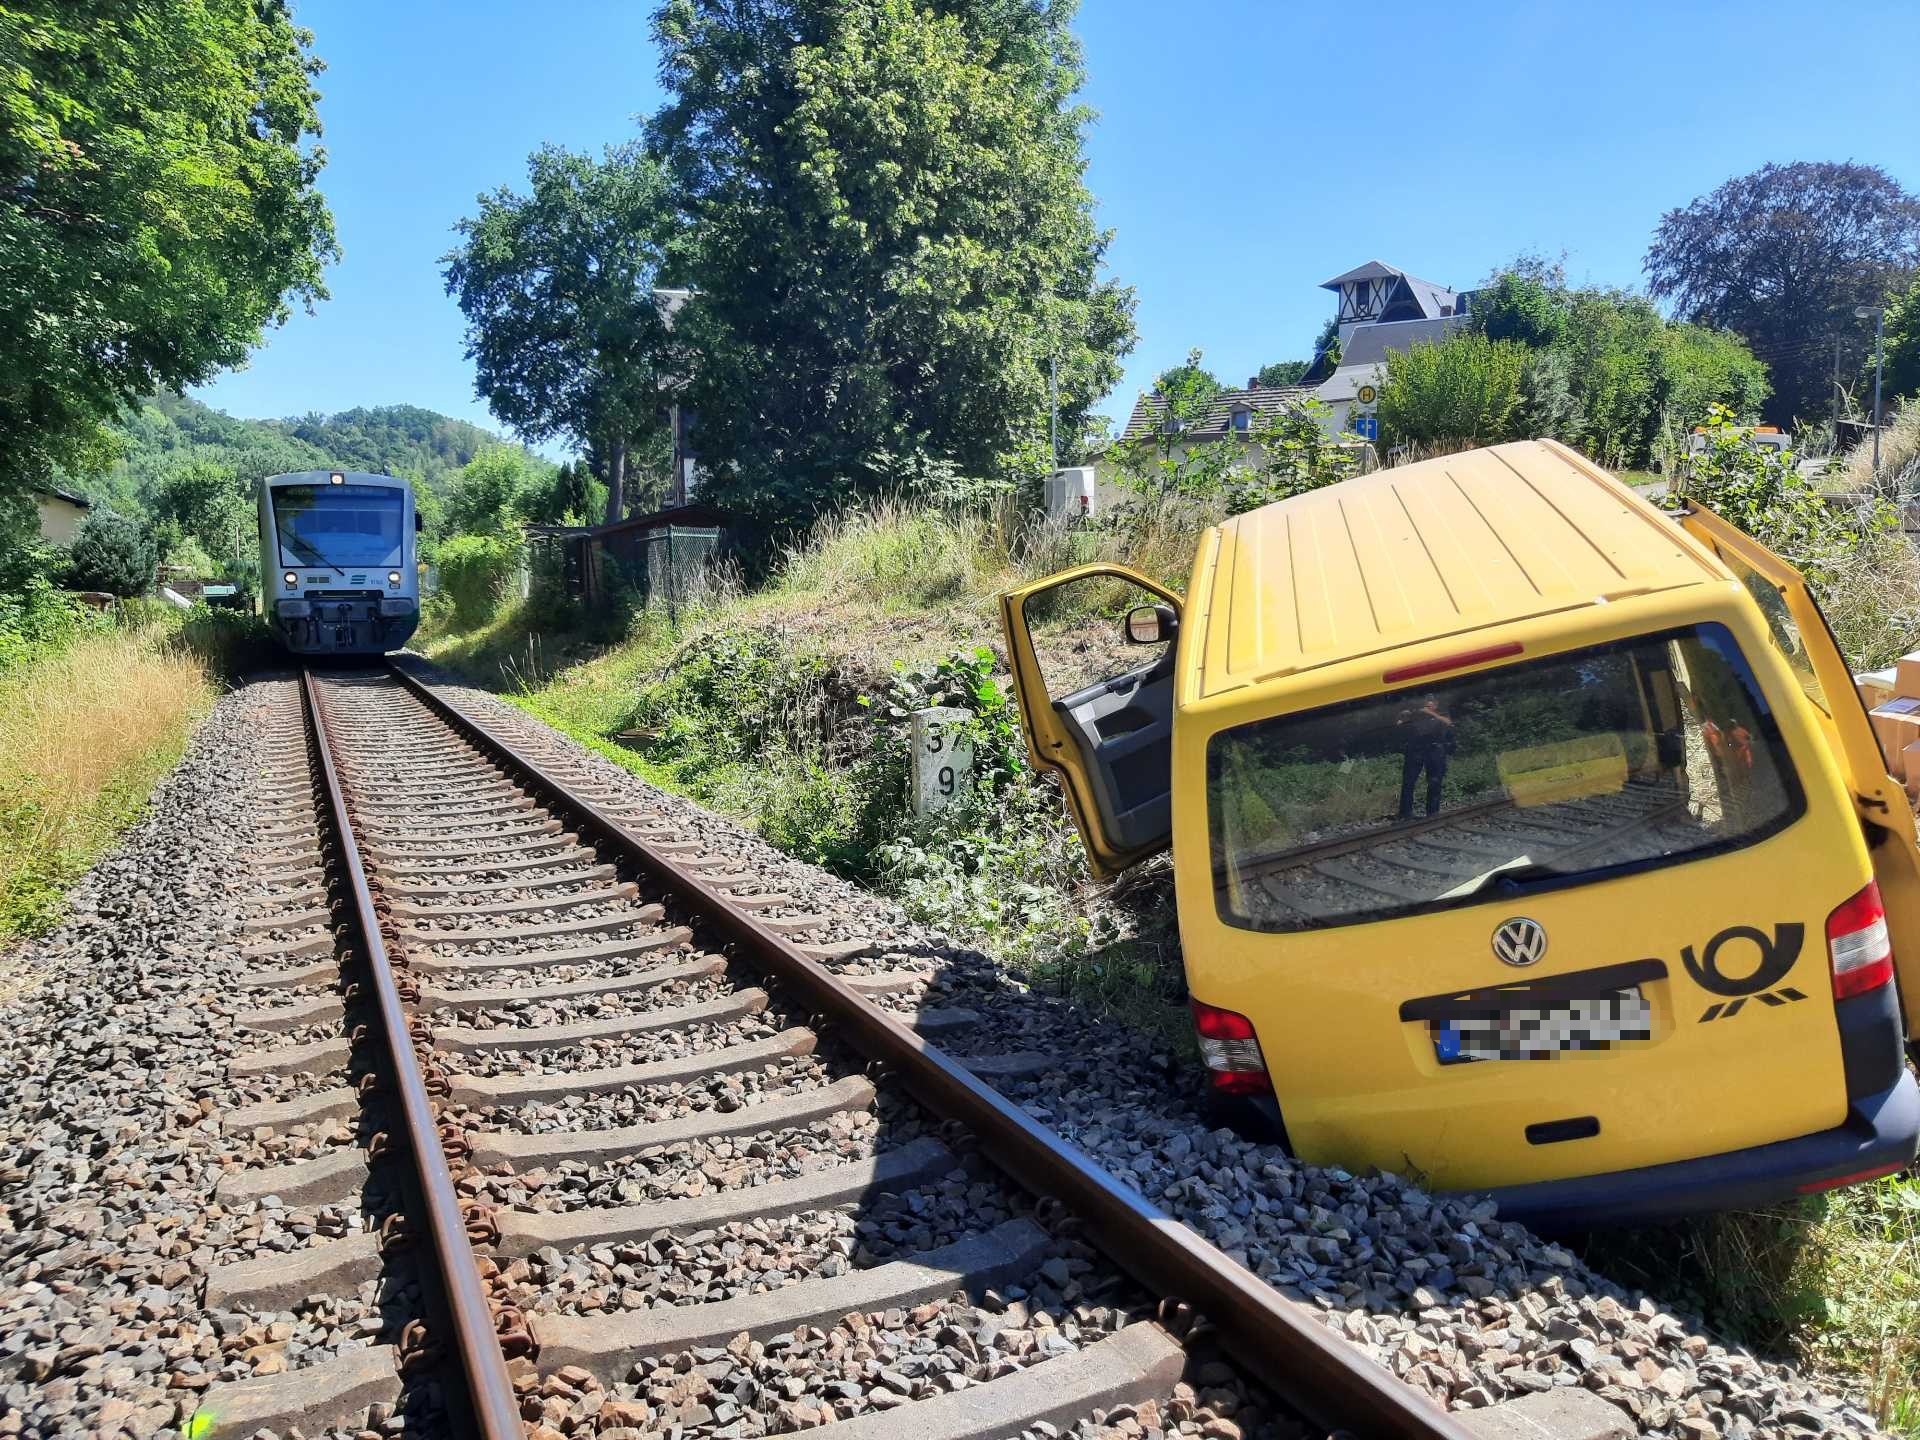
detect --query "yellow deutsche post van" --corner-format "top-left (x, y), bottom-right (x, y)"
top-left (1001, 440), bottom-right (1919, 1224)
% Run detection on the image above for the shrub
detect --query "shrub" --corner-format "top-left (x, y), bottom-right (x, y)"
top-left (1377, 333), bottom-right (1527, 453)
top-left (0, 578), bottom-right (103, 675)
top-left (1680, 404), bottom-right (1919, 668)
top-left (62, 512), bottom-right (157, 596)
top-left (171, 606), bottom-right (276, 680)
top-left (1105, 398), bottom-right (1357, 514)
top-left (434, 533), bottom-right (520, 625)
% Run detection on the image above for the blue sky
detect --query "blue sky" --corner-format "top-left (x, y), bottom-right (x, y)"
top-left (197, 0), bottom-right (1920, 449)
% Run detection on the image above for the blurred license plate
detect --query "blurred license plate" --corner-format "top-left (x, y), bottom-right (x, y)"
top-left (1433, 986), bottom-right (1652, 1063)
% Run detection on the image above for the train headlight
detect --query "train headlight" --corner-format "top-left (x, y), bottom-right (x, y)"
top-left (283, 571), bottom-right (298, 587)
top-left (387, 571), bottom-right (402, 587)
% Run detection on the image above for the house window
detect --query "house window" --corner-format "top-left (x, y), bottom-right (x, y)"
top-left (1232, 409), bottom-right (1252, 432)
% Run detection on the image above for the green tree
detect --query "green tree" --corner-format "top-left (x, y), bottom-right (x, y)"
top-left (441, 448), bottom-right (540, 539)
top-left (444, 143), bottom-right (678, 525)
top-left (1645, 162), bottom-right (1920, 426)
top-left (518, 460), bottom-right (607, 528)
top-left (147, 459), bottom-right (255, 580)
top-left (1471, 271), bottom-right (1569, 350)
top-left (646, 0), bottom-right (1135, 525)
top-left (1513, 349), bottom-right (1578, 441)
top-left (0, 1), bottom-right (337, 497)
top-left (1873, 276), bottom-right (1920, 403)
top-left (1376, 334), bottom-right (1527, 452)
top-left (1255, 360), bottom-right (1311, 388)
top-left (61, 513), bottom-right (156, 596)
top-left (1471, 264), bottom-right (1769, 468)
top-left (1311, 314), bottom-right (1341, 369)
top-left (1152, 350), bottom-right (1226, 423)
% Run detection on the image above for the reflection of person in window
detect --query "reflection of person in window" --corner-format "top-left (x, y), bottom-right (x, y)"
top-left (1724, 719), bottom-right (1754, 773)
top-left (1397, 694), bottom-right (1455, 820)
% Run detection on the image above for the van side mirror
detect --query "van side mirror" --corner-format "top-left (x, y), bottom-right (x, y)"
top-left (1124, 603), bottom-right (1177, 645)
top-left (414, 511), bottom-right (424, 533)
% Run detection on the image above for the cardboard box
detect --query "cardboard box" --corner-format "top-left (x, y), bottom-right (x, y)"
top-left (1857, 667), bottom-right (1898, 711)
top-left (1897, 652), bottom-right (1920, 700)
top-left (1903, 740), bottom-right (1920, 794)
top-left (1869, 698), bottom-right (1920, 779)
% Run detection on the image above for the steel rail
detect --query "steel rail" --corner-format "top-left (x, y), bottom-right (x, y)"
top-left (388, 661), bottom-right (1475, 1440)
top-left (300, 670), bottom-right (524, 1440)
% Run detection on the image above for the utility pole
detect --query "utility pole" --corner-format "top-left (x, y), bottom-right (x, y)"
top-left (1831, 337), bottom-right (1841, 440)
top-left (1857, 304), bottom-right (1887, 480)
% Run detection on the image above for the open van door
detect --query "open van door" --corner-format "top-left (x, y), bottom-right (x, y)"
top-left (999, 564), bottom-right (1180, 879)
top-left (1680, 502), bottom-right (1920, 1053)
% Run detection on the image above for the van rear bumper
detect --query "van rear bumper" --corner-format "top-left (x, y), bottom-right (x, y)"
top-left (1478, 1069), bottom-right (1920, 1230)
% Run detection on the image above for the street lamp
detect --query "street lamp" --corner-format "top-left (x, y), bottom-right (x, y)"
top-left (1856, 304), bottom-right (1886, 480)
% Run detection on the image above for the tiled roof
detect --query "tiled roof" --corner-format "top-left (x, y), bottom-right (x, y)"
top-left (1121, 385), bottom-right (1314, 441)
top-left (1337, 315), bottom-right (1468, 368)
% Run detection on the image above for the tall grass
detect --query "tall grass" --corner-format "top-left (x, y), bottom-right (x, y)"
top-left (0, 629), bottom-right (215, 944)
top-left (1843, 398), bottom-right (1920, 496)
top-left (774, 490), bottom-right (1217, 611)
top-left (777, 501), bottom-right (997, 608)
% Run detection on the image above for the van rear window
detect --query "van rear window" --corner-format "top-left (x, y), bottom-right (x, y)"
top-left (1207, 624), bottom-right (1805, 933)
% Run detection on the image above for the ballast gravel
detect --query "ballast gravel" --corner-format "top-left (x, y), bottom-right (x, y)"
top-left (0, 678), bottom-right (421, 1439)
top-left (404, 657), bottom-right (1886, 1440)
top-left (0, 662), bottom-right (1885, 1440)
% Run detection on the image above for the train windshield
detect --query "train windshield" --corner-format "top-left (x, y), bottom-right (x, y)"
top-left (1206, 624), bottom-right (1805, 933)
top-left (273, 485), bottom-right (405, 569)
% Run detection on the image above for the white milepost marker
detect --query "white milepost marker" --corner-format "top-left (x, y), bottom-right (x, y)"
top-left (910, 706), bottom-right (975, 816)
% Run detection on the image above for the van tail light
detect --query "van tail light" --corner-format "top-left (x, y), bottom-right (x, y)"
top-left (1191, 998), bottom-right (1272, 1096)
top-left (1827, 883), bottom-right (1894, 1000)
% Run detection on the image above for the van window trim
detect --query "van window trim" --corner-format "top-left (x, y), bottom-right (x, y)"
top-left (1204, 621), bottom-right (1812, 936)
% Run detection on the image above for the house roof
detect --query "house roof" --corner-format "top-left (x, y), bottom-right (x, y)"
top-left (1121, 385), bottom-right (1314, 442)
top-left (1185, 440), bottom-right (1721, 700)
top-left (1316, 316), bottom-right (1473, 399)
top-left (1336, 315), bottom-right (1469, 368)
top-left (1319, 260), bottom-right (1459, 321)
top-left (527, 502), bottom-right (730, 541)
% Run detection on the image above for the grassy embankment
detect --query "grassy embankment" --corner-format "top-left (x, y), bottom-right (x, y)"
top-left (423, 466), bottom-right (1920, 1429)
top-left (0, 605), bottom-right (263, 966)
top-left (424, 495), bottom-right (1211, 1045)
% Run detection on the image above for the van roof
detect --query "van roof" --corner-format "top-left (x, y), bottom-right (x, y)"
top-left (1193, 440), bottom-right (1724, 699)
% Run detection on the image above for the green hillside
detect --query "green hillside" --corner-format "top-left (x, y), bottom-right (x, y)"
top-left (74, 393), bottom-right (540, 514)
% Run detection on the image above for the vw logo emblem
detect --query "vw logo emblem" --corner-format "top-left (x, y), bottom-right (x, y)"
top-left (1492, 917), bottom-right (1548, 967)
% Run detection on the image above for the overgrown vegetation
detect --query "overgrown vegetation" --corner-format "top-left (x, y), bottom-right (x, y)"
top-left (429, 493), bottom-right (1205, 1043)
top-left (1368, 258), bottom-right (1775, 467)
top-left (0, 599), bottom-right (232, 944)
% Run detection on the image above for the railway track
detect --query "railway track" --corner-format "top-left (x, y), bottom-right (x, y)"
top-left (193, 662), bottom-right (1628, 1440)
top-left (1235, 783), bottom-right (1696, 927)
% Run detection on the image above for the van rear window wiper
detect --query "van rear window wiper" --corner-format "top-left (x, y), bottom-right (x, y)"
top-left (1441, 858), bottom-right (1568, 900)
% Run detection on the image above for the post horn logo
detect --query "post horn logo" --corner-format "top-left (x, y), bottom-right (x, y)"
top-left (1492, 917), bottom-right (1548, 967)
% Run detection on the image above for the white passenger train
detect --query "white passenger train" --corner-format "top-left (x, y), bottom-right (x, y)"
top-left (258, 469), bottom-right (421, 655)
